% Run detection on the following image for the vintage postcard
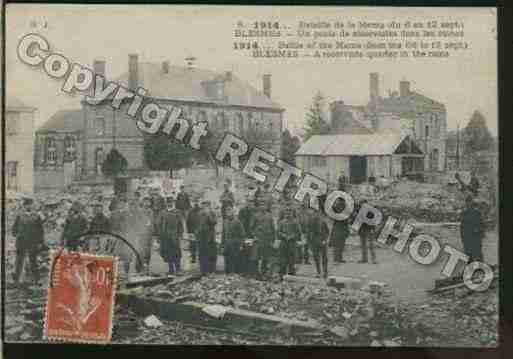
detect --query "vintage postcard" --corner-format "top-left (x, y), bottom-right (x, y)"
top-left (3, 5), bottom-right (498, 347)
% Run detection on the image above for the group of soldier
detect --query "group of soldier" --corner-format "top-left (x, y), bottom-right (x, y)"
top-left (12, 169), bottom-right (487, 287)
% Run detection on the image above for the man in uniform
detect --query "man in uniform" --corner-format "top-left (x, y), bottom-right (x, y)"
top-left (331, 198), bottom-right (350, 263)
top-left (277, 207), bottom-right (302, 277)
top-left (61, 201), bottom-right (89, 251)
top-left (460, 195), bottom-right (485, 262)
top-left (196, 200), bottom-right (218, 274)
top-left (136, 197), bottom-right (155, 273)
top-left (253, 200), bottom-right (276, 276)
top-left (88, 201), bottom-right (110, 253)
top-left (12, 197), bottom-right (45, 286)
top-left (238, 196), bottom-right (256, 274)
top-left (220, 182), bottom-right (235, 220)
top-left (223, 204), bottom-right (246, 274)
top-left (357, 200), bottom-right (377, 264)
top-left (155, 197), bottom-right (184, 274)
top-left (186, 200), bottom-right (202, 263)
top-left (176, 185), bottom-right (192, 225)
top-left (305, 207), bottom-right (330, 278)
top-left (110, 195), bottom-right (137, 277)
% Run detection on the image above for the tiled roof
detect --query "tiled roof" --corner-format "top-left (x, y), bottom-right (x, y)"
top-left (37, 109), bottom-right (83, 133)
top-left (114, 63), bottom-right (283, 110)
top-left (295, 133), bottom-right (411, 156)
top-left (374, 91), bottom-right (445, 116)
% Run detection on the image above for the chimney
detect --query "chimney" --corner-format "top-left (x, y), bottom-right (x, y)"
top-left (93, 59), bottom-right (106, 77)
top-left (162, 61), bottom-right (170, 74)
top-left (263, 74), bottom-right (271, 99)
top-left (329, 100), bottom-right (345, 133)
top-left (128, 54), bottom-right (138, 90)
top-left (400, 79), bottom-right (410, 97)
top-left (225, 71), bottom-right (232, 81)
top-left (370, 72), bottom-right (379, 104)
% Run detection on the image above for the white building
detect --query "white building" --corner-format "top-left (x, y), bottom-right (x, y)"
top-left (295, 133), bottom-right (424, 184)
top-left (5, 98), bottom-right (37, 194)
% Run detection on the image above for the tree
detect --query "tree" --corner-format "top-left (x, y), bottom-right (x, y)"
top-left (143, 133), bottom-right (194, 178)
top-left (302, 91), bottom-right (331, 141)
top-left (464, 110), bottom-right (493, 152)
top-left (101, 148), bottom-right (128, 178)
top-left (281, 129), bottom-right (301, 164)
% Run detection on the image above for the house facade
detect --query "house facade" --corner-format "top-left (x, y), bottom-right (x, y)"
top-left (34, 55), bottom-right (284, 191)
top-left (6, 98), bottom-right (37, 193)
top-left (328, 73), bottom-right (447, 172)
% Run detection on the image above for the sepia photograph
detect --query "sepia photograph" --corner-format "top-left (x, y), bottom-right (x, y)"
top-left (2, 4), bottom-right (499, 347)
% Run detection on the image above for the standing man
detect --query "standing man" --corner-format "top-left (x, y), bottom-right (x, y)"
top-left (460, 196), bottom-right (485, 262)
top-left (338, 171), bottom-right (348, 191)
top-left (277, 207), bottom-right (302, 277)
top-left (155, 197), bottom-right (184, 274)
top-left (238, 197), bottom-right (256, 274)
top-left (61, 201), bottom-right (89, 251)
top-left (12, 197), bottom-right (45, 286)
top-left (331, 198), bottom-right (350, 264)
top-left (253, 201), bottom-right (276, 276)
top-left (220, 182), bottom-right (235, 220)
top-left (136, 197), bottom-right (155, 274)
top-left (296, 203), bottom-right (310, 265)
top-left (176, 185), bottom-right (192, 226)
top-left (186, 200), bottom-right (202, 264)
top-left (110, 195), bottom-right (136, 277)
top-left (357, 200), bottom-right (377, 264)
top-left (306, 207), bottom-right (330, 278)
top-left (223, 204), bottom-right (246, 274)
top-left (196, 200), bottom-right (218, 274)
top-left (88, 201), bottom-right (110, 253)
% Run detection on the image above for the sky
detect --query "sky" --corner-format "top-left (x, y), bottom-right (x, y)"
top-left (5, 5), bottom-right (497, 137)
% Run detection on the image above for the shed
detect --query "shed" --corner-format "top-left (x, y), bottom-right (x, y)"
top-left (295, 134), bottom-right (424, 184)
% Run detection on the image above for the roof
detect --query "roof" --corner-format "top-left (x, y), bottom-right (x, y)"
top-left (114, 63), bottom-right (283, 110)
top-left (37, 109), bottom-right (83, 133)
top-left (295, 133), bottom-right (415, 156)
top-left (374, 91), bottom-right (445, 116)
top-left (6, 98), bottom-right (36, 111)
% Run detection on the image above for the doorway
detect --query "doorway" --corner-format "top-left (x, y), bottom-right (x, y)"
top-left (349, 156), bottom-right (367, 184)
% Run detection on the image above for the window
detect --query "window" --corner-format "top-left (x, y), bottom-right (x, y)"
top-left (237, 113), bottom-right (244, 134)
top-left (95, 117), bottom-right (106, 136)
top-left (311, 156), bottom-right (326, 167)
top-left (425, 125), bottom-right (429, 138)
top-left (6, 161), bottom-right (18, 190)
top-left (95, 148), bottom-right (104, 174)
top-left (64, 136), bottom-right (76, 162)
top-left (46, 138), bottom-right (57, 164)
top-left (6, 112), bottom-right (20, 135)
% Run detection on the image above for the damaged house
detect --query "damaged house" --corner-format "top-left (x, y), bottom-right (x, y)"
top-left (295, 72), bottom-right (447, 183)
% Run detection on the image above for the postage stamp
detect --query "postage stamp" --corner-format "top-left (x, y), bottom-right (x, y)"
top-left (43, 251), bottom-right (118, 344)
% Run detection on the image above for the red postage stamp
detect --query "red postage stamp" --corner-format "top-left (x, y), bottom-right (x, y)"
top-left (44, 251), bottom-right (118, 343)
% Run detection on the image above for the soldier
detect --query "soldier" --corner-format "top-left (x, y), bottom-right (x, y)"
top-left (306, 207), bottom-right (330, 278)
top-left (12, 197), bottom-right (45, 286)
top-left (338, 171), bottom-right (348, 191)
top-left (110, 195), bottom-right (136, 276)
top-left (136, 197), bottom-right (155, 273)
top-left (460, 196), bottom-right (484, 262)
top-left (220, 182), bottom-right (235, 220)
top-left (357, 200), bottom-right (377, 264)
top-left (331, 198), bottom-right (350, 264)
top-left (186, 200), bottom-right (202, 263)
top-left (296, 203), bottom-right (310, 265)
top-left (238, 197), bottom-right (256, 274)
top-left (253, 200), bottom-right (276, 276)
top-left (176, 185), bottom-right (192, 224)
top-left (223, 204), bottom-right (246, 274)
top-left (155, 197), bottom-right (184, 274)
top-left (196, 200), bottom-right (218, 274)
top-left (61, 201), bottom-right (89, 251)
top-left (277, 206), bottom-right (302, 277)
top-left (88, 201), bottom-right (110, 253)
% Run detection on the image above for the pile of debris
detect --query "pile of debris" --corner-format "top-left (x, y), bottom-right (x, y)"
top-left (129, 274), bottom-right (441, 345)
